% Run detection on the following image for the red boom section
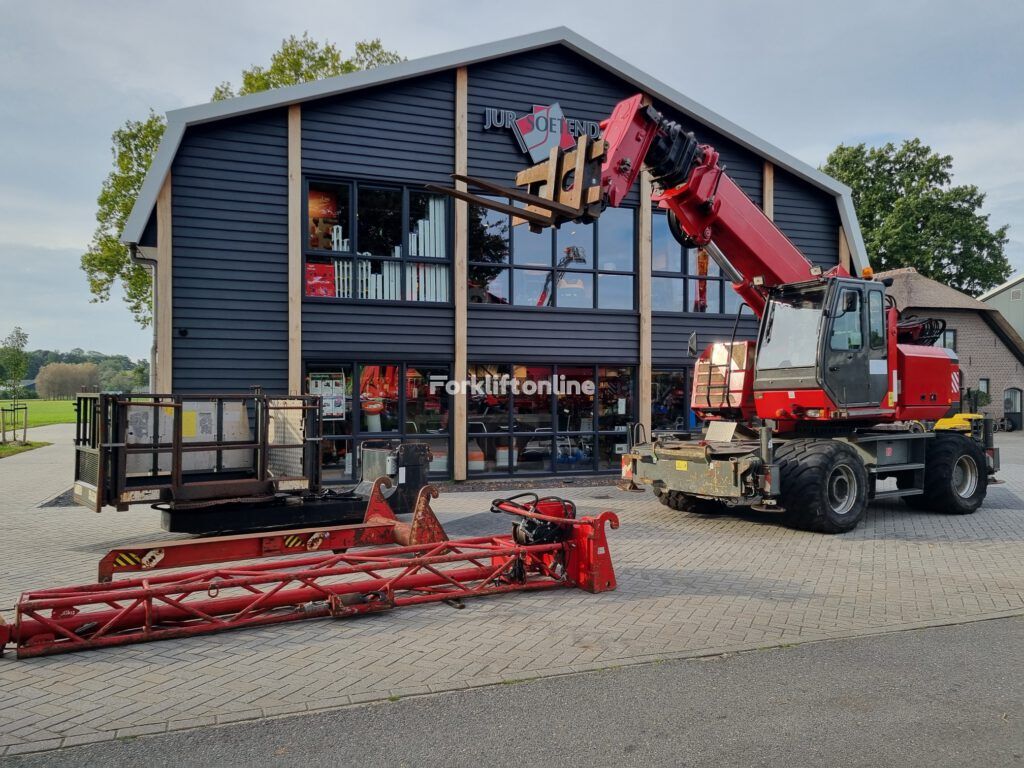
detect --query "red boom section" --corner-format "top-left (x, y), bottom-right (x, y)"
top-left (0, 504), bottom-right (618, 659)
top-left (654, 149), bottom-right (832, 317)
top-left (597, 96), bottom-right (840, 317)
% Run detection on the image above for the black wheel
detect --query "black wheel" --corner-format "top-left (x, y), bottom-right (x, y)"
top-left (912, 432), bottom-right (987, 514)
top-left (663, 490), bottom-right (727, 515)
top-left (776, 439), bottom-right (869, 533)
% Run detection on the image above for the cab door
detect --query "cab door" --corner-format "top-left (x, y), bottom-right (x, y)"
top-left (866, 287), bottom-right (889, 405)
top-left (822, 283), bottom-right (871, 405)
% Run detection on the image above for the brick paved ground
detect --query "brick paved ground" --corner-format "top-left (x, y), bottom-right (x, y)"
top-left (1, 425), bottom-right (1023, 755)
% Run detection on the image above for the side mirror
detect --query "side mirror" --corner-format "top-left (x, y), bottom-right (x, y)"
top-left (687, 331), bottom-right (699, 357)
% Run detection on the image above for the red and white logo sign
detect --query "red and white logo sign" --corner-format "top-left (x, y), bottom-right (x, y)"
top-left (512, 104), bottom-right (577, 162)
top-left (483, 103), bottom-right (602, 163)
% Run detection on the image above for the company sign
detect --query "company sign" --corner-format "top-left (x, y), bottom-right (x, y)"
top-left (483, 102), bottom-right (602, 163)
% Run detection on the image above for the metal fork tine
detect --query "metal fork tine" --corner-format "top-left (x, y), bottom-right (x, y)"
top-left (424, 185), bottom-right (556, 227)
top-left (449, 174), bottom-right (584, 217)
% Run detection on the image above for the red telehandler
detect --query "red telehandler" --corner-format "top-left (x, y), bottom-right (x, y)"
top-left (432, 94), bottom-right (999, 533)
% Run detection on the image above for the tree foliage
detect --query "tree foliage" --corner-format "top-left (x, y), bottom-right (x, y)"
top-left (212, 35), bottom-right (402, 100)
top-left (87, 34), bottom-right (403, 326)
top-left (35, 362), bottom-right (101, 400)
top-left (823, 139), bottom-right (1011, 295)
top-left (0, 327), bottom-right (30, 402)
top-left (82, 113), bottom-right (166, 326)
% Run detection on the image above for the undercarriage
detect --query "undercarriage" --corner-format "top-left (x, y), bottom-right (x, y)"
top-left (624, 420), bottom-right (999, 534)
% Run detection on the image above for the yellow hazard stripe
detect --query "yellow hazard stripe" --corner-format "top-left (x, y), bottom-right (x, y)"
top-left (284, 535), bottom-right (302, 548)
top-left (113, 552), bottom-right (142, 567)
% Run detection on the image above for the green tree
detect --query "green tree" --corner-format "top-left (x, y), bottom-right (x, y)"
top-left (85, 34), bottom-right (403, 326)
top-left (0, 327), bottom-right (30, 402)
top-left (211, 35), bottom-right (402, 100)
top-left (822, 139), bottom-right (1011, 296)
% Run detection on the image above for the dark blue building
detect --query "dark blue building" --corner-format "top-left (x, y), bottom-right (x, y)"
top-left (122, 28), bottom-right (867, 482)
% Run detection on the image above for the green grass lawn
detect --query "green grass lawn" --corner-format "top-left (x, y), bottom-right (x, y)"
top-left (0, 441), bottom-right (51, 459)
top-left (0, 400), bottom-right (77, 428)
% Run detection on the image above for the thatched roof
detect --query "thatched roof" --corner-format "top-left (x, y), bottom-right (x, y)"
top-left (875, 267), bottom-right (1024, 364)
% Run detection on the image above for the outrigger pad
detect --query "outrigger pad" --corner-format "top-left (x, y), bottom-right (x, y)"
top-left (363, 477), bottom-right (447, 547)
top-left (407, 486), bottom-right (448, 545)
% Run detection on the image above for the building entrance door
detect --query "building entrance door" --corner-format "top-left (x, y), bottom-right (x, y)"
top-left (1004, 387), bottom-right (1022, 431)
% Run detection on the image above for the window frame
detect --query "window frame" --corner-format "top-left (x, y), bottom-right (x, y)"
top-left (305, 359), bottom-right (453, 483)
top-left (303, 176), bottom-right (454, 306)
top-left (651, 368), bottom-right (693, 433)
top-left (939, 329), bottom-right (958, 352)
top-left (465, 363), bottom-right (636, 476)
top-left (466, 202), bottom-right (638, 312)
top-left (650, 211), bottom-right (739, 316)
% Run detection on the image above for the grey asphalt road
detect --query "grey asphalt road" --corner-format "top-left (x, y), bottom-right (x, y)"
top-left (4, 617), bottom-right (1022, 768)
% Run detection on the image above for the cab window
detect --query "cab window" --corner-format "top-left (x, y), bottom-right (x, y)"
top-left (868, 290), bottom-right (885, 349)
top-left (829, 289), bottom-right (863, 351)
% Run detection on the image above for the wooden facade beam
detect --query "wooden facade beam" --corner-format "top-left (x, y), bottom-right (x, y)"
top-left (839, 225), bottom-right (852, 273)
top-left (638, 169), bottom-right (653, 439)
top-left (155, 173), bottom-right (173, 393)
top-left (453, 67), bottom-right (469, 481)
top-left (762, 160), bottom-right (774, 220)
top-left (287, 105), bottom-right (302, 395)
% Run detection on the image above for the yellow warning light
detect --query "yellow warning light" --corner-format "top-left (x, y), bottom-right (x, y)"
top-left (861, 266), bottom-right (874, 279)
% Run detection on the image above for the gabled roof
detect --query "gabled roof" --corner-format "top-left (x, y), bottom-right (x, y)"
top-left (877, 267), bottom-right (1024, 365)
top-left (978, 272), bottom-right (1024, 301)
top-left (121, 26), bottom-right (867, 271)
top-left (876, 267), bottom-right (990, 312)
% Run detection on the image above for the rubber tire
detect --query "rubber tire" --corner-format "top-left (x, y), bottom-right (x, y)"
top-left (662, 489), bottom-right (727, 515)
top-left (775, 439), bottom-right (869, 534)
top-left (906, 432), bottom-right (987, 514)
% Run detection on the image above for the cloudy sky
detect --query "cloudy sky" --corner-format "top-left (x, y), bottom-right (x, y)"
top-left (1, 0), bottom-right (1021, 359)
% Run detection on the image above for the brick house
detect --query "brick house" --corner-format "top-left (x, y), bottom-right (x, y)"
top-left (878, 267), bottom-right (1024, 429)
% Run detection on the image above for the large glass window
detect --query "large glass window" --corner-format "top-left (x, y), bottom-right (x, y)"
top-left (467, 203), bottom-right (636, 309)
top-left (358, 187), bottom-right (402, 258)
top-left (466, 363), bottom-right (635, 476)
top-left (309, 362), bottom-right (451, 484)
top-left (305, 181), bottom-right (451, 303)
top-left (652, 369), bottom-right (690, 432)
top-left (651, 212), bottom-right (741, 315)
top-left (309, 367), bottom-right (354, 485)
top-left (467, 199), bottom-right (511, 305)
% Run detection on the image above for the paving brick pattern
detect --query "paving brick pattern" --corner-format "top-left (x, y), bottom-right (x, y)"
top-left (1, 425), bottom-right (1023, 754)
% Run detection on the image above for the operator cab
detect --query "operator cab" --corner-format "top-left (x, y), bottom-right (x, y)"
top-left (754, 278), bottom-right (888, 408)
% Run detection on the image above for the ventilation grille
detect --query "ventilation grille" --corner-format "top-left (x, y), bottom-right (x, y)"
top-left (77, 449), bottom-right (99, 486)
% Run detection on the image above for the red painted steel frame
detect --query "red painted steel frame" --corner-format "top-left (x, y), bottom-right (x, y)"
top-left (0, 509), bottom-right (619, 659)
top-left (96, 478), bottom-right (447, 582)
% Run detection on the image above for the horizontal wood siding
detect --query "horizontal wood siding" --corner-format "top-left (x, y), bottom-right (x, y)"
top-left (469, 306), bottom-right (638, 363)
top-left (303, 303), bottom-right (454, 361)
top-left (301, 73), bottom-right (455, 184)
top-left (773, 167), bottom-right (840, 269)
top-left (467, 47), bottom-right (639, 206)
top-left (171, 110), bottom-right (289, 393)
top-left (652, 314), bottom-right (758, 366)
